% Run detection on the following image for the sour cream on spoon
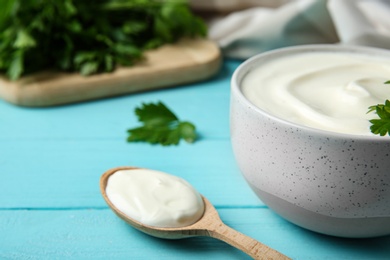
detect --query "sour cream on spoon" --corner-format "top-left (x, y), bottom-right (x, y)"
top-left (105, 168), bottom-right (204, 228)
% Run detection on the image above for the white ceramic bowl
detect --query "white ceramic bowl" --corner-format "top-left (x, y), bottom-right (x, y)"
top-left (230, 45), bottom-right (390, 238)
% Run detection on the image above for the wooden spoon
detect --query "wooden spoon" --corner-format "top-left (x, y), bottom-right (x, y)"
top-left (100, 166), bottom-right (291, 260)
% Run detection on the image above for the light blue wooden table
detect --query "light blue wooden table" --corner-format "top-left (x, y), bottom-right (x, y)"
top-left (1, 60), bottom-right (389, 259)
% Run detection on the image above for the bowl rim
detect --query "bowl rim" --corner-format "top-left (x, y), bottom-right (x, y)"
top-left (231, 44), bottom-right (390, 141)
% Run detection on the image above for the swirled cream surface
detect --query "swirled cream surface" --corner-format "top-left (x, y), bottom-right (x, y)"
top-left (106, 169), bottom-right (204, 228)
top-left (242, 51), bottom-right (390, 135)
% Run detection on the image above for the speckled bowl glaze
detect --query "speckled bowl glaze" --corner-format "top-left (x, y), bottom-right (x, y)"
top-left (230, 45), bottom-right (390, 238)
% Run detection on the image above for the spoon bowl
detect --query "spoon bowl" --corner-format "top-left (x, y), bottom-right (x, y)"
top-left (100, 166), bottom-right (290, 259)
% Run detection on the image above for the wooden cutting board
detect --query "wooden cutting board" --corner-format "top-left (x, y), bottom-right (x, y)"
top-left (0, 38), bottom-right (221, 107)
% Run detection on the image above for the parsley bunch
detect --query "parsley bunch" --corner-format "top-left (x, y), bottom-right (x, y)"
top-left (0, 0), bottom-right (207, 80)
top-left (127, 102), bottom-right (196, 146)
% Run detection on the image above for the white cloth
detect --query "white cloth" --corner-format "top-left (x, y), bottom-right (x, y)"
top-left (206, 0), bottom-right (390, 59)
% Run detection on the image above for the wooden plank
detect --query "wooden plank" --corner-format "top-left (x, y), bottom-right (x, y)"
top-left (0, 138), bottom-right (260, 208)
top-left (0, 60), bottom-right (240, 140)
top-left (0, 38), bottom-right (221, 107)
top-left (1, 208), bottom-right (389, 259)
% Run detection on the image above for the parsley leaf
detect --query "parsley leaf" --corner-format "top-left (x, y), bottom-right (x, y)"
top-left (368, 100), bottom-right (390, 136)
top-left (127, 101), bottom-right (196, 146)
top-left (368, 81), bottom-right (390, 136)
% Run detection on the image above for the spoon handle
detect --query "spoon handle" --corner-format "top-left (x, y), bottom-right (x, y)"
top-left (208, 222), bottom-right (290, 259)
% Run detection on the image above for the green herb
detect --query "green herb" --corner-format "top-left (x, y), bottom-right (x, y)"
top-left (127, 101), bottom-right (196, 146)
top-left (367, 81), bottom-right (390, 136)
top-left (0, 0), bottom-right (207, 80)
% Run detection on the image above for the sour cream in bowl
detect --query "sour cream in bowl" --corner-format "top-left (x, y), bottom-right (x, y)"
top-left (230, 45), bottom-right (390, 238)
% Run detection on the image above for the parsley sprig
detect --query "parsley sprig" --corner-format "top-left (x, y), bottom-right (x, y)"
top-left (367, 81), bottom-right (390, 136)
top-left (127, 101), bottom-right (196, 146)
